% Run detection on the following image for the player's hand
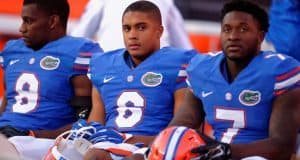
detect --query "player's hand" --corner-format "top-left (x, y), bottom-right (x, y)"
top-left (87, 128), bottom-right (132, 144)
top-left (72, 119), bottom-right (89, 129)
top-left (69, 119), bottom-right (104, 140)
top-left (69, 119), bottom-right (89, 139)
top-left (191, 132), bottom-right (232, 160)
top-left (83, 148), bottom-right (113, 160)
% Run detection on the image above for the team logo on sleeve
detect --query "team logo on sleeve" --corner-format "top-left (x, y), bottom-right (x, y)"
top-left (239, 90), bottom-right (261, 106)
top-left (141, 72), bottom-right (163, 87)
top-left (40, 56), bottom-right (60, 70)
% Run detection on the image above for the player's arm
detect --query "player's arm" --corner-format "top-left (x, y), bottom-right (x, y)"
top-left (0, 96), bottom-right (7, 114)
top-left (0, 80), bottom-right (6, 114)
top-left (230, 88), bottom-right (300, 160)
top-left (32, 124), bottom-right (72, 138)
top-left (71, 74), bottom-right (93, 99)
top-left (69, 74), bottom-right (93, 119)
top-left (168, 89), bottom-right (205, 129)
top-left (173, 88), bottom-right (189, 114)
top-left (87, 87), bottom-right (105, 125)
top-left (34, 75), bottom-right (93, 138)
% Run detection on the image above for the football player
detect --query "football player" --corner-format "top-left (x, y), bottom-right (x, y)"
top-left (167, 0), bottom-right (300, 160)
top-left (70, 0), bottom-right (192, 52)
top-left (84, 1), bottom-right (196, 159)
top-left (0, 0), bottom-right (102, 159)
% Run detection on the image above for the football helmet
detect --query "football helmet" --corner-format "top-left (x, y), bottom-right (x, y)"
top-left (148, 126), bottom-right (206, 160)
top-left (44, 120), bottom-right (102, 160)
top-left (44, 130), bottom-right (93, 160)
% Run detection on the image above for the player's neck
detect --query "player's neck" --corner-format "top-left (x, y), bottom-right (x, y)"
top-left (49, 29), bottom-right (66, 42)
top-left (30, 32), bottom-right (66, 51)
top-left (125, 52), bottom-right (138, 69)
top-left (225, 58), bottom-right (252, 83)
top-left (125, 48), bottom-right (158, 69)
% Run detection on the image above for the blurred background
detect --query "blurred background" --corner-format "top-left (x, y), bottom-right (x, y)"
top-left (0, 0), bottom-right (272, 98)
top-left (0, 0), bottom-right (272, 51)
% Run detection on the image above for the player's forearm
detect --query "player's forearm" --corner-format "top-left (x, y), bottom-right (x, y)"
top-left (33, 124), bottom-right (72, 139)
top-left (230, 138), bottom-right (295, 160)
top-left (0, 96), bottom-right (7, 114)
top-left (168, 90), bottom-right (205, 128)
top-left (125, 135), bottom-right (156, 147)
top-left (168, 104), bottom-right (203, 129)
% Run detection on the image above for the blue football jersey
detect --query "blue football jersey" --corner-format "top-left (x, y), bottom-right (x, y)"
top-left (0, 36), bottom-right (102, 131)
top-left (187, 51), bottom-right (300, 144)
top-left (90, 47), bottom-right (196, 136)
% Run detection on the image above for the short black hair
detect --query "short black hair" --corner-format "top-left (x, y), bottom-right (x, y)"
top-left (221, 0), bottom-right (269, 32)
top-left (123, 0), bottom-right (162, 24)
top-left (23, 0), bottom-right (69, 28)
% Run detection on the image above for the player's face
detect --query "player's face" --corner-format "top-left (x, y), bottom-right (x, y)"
top-left (221, 11), bottom-right (264, 61)
top-left (19, 4), bottom-right (51, 49)
top-left (122, 11), bottom-right (163, 64)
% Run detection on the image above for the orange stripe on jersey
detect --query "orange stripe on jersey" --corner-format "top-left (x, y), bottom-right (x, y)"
top-left (276, 67), bottom-right (300, 81)
top-left (79, 52), bottom-right (93, 57)
top-left (73, 65), bottom-right (89, 70)
top-left (176, 77), bottom-right (187, 82)
top-left (181, 64), bottom-right (188, 68)
top-left (274, 89), bottom-right (287, 96)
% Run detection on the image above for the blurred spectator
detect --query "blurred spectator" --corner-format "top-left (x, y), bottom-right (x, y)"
top-left (70, 0), bottom-right (193, 52)
top-left (263, 0), bottom-right (300, 61)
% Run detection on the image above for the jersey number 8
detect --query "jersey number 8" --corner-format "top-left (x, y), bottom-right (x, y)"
top-left (115, 91), bottom-right (145, 128)
top-left (12, 73), bottom-right (39, 113)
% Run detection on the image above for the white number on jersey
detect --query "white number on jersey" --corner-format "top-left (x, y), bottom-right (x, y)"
top-left (12, 73), bottom-right (40, 113)
top-left (215, 108), bottom-right (246, 143)
top-left (115, 91), bottom-right (145, 128)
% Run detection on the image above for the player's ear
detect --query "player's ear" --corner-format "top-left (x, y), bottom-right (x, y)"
top-left (258, 30), bottom-right (266, 44)
top-left (157, 25), bottom-right (163, 38)
top-left (48, 15), bottom-right (60, 30)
